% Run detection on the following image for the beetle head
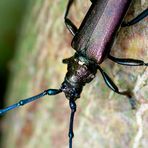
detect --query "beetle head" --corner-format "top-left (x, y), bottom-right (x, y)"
top-left (61, 53), bottom-right (97, 100)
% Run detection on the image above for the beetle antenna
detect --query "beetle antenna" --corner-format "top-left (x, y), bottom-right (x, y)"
top-left (68, 97), bottom-right (77, 148)
top-left (0, 89), bottom-right (62, 115)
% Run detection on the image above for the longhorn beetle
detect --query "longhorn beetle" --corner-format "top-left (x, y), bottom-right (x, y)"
top-left (0, 0), bottom-right (148, 148)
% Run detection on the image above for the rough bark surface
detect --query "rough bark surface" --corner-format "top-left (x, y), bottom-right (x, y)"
top-left (1, 0), bottom-right (148, 148)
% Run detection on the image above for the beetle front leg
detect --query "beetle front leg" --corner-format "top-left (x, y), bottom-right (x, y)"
top-left (90, 0), bottom-right (95, 3)
top-left (65, 0), bottom-right (78, 36)
top-left (108, 55), bottom-right (148, 66)
top-left (97, 66), bottom-right (136, 109)
top-left (122, 8), bottom-right (148, 27)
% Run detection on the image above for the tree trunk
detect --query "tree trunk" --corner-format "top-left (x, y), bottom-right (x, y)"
top-left (1, 0), bottom-right (148, 148)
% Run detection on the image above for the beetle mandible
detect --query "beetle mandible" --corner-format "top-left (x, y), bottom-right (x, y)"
top-left (0, 0), bottom-right (148, 148)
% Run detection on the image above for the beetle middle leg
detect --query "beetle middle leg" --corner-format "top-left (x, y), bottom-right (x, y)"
top-left (65, 0), bottom-right (94, 35)
top-left (122, 8), bottom-right (148, 27)
top-left (65, 0), bottom-right (78, 36)
top-left (108, 55), bottom-right (148, 66)
top-left (97, 65), bottom-right (136, 109)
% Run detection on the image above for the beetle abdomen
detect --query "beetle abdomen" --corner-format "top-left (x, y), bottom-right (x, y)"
top-left (72, 0), bottom-right (132, 64)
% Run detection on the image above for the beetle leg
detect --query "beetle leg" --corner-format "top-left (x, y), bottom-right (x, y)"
top-left (90, 0), bottom-right (95, 3)
top-left (122, 8), bottom-right (148, 27)
top-left (0, 89), bottom-right (62, 115)
top-left (65, 0), bottom-right (78, 36)
top-left (108, 55), bottom-right (148, 66)
top-left (68, 97), bottom-right (77, 148)
top-left (62, 57), bottom-right (73, 64)
top-left (97, 66), bottom-right (136, 109)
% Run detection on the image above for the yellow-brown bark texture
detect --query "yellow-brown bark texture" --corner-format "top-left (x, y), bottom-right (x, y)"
top-left (1, 0), bottom-right (148, 148)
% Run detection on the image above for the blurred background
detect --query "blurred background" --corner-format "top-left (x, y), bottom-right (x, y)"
top-left (0, 0), bottom-right (29, 145)
top-left (0, 0), bottom-right (28, 109)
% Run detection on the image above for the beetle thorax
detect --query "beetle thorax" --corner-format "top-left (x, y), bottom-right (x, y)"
top-left (61, 53), bottom-right (97, 100)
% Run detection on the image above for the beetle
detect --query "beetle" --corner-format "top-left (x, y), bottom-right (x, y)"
top-left (0, 0), bottom-right (148, 148)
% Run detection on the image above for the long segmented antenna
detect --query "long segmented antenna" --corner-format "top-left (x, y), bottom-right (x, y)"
top-left (0, 89), bottom-right (61, 115)
top-left (68, 98), bottom-right (77, 148)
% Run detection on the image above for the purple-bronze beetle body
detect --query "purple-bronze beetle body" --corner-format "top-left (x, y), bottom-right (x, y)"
top-left (72, 0), bottom-right (132, 64)
top-left (62, 0), bottom-right (133, 100)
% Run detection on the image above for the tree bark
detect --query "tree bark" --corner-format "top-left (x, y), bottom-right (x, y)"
top-left (1, 0), bottom-right (148, 148)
